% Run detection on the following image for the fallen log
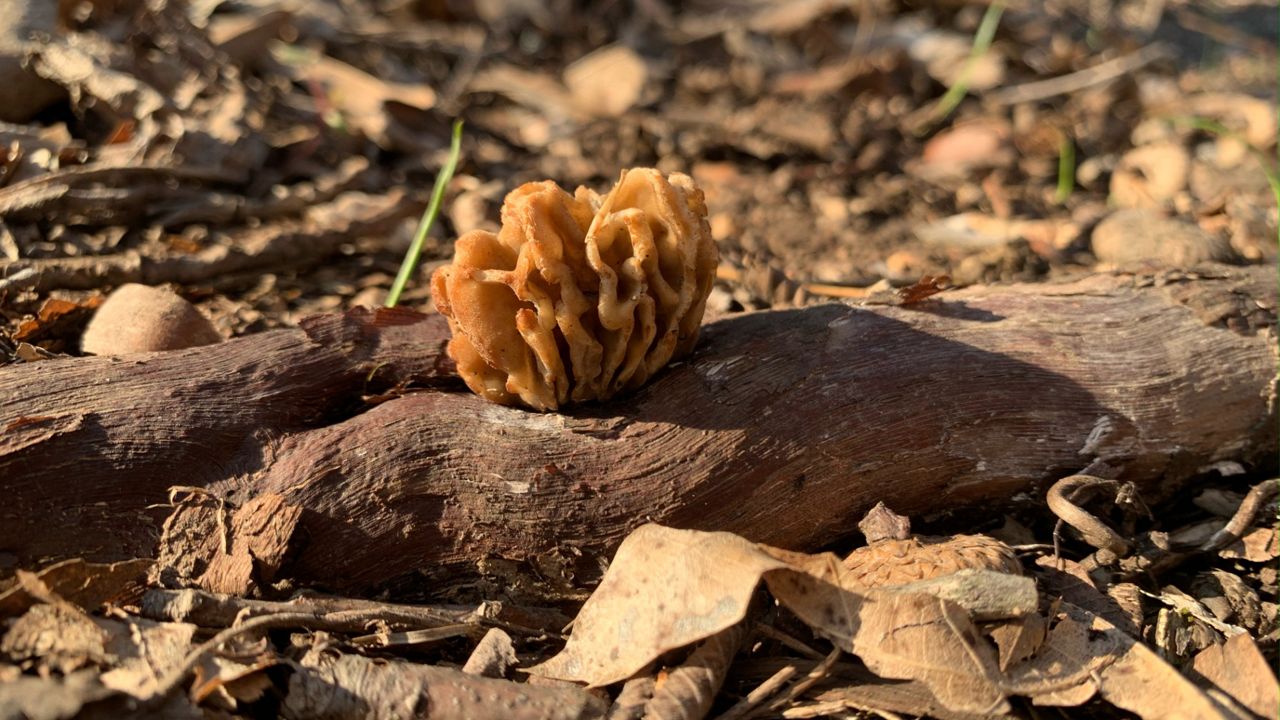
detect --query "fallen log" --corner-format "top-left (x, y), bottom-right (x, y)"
top-left (2, 267), bottom-right (1275, 593)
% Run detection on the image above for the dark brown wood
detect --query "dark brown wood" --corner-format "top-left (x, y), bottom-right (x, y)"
top-left (2, 267), bottom-right (1275, 593)
top-left (0, 306), bottom-right (453, 563)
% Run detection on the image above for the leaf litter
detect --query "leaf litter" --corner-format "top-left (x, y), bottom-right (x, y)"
top-left (1, 0), bottom-right (1277, 717)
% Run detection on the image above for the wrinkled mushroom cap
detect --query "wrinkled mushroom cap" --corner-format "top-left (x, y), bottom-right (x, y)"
top-left (840, 534), bottom-right (1023, 589)
top-left (432, 169), bottom-right (717, 411)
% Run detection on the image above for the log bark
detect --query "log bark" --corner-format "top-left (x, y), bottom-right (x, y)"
top-left (2, 267), bottom-right (1275, 593)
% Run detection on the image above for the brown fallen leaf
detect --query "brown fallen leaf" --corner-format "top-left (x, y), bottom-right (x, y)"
top-left (920, 120), bottom-right (1011, 174)
top-left (287, 642), bottom-right (606, 720)
top-left (276, 44), bottom-right (435, 149)
top-left (1218, 525), bottom-right (1278, 563)
top-left (0, 557), bottom-right (151, 618)
top-left (764, 565), bottom-right (1009, 715)
top-left (99, 616), bottom-right (199, 699)
top-left (1005, 603), bottom-right (1237, 719)
top-left (1, 603), bottom-right (113, 674)
top-left (0, 669), bottom-right (115, 720)
top-left (988, 612), bottom-right (1049, 672)
top-left (530, 525), bottom-right (1010, 715)
top-left (1191, 633), bottom-right (1279, 718)
top-left (897, 275), bottom-right (950, 306)
top-left (13, 295), bottom-right (103, 343)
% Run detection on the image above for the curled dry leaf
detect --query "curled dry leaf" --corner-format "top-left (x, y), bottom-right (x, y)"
top-left (432, 169), bottom-right (718, 411)
top-left (529, 524), bottom-right (1010, 716)
top-left (1005, 603), bottom-right (1235, 720)
top-left (920, 120), bottom-right (1011, 174)
top-left (0, 557), bottom-right (151, 618)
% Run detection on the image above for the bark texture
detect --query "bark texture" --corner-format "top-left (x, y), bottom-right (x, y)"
top-left (2, 267), bottom-right (1275, 593)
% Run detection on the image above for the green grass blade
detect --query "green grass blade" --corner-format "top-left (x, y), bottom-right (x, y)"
top-left (1056, 133), bottom-right (1076, 204)
top-left (385, 120), bottom-right (465, 308)
top-left (934, 1), bottom-right (1005, 120)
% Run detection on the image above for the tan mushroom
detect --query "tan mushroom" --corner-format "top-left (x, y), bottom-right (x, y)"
top-left (432, 168), bottom-right (717, 411)
top-left (841, 502), bottom-right (1022, 589)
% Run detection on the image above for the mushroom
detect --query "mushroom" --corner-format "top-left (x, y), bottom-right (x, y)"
top-left (841, 502), bottom-right (1022, 588)
top-left (432, 168), bottom-right (718, 411)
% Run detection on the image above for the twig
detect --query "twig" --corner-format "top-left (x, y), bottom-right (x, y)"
top-left (140, 587), bottom-right (559, 638)
top-left (760, 649), bottom-right (843, 717)
top-left (986, 43), bottom-right (1169, 106)
top-left (1046, 475), bottom-right (1132, 571)
top-left (147, 610), bottom-right (329, 703)
top-left (1200, 478), bottom-right (1279, 553)
top-left (752, 623), bottom-right (827, 661)
top-left (0, 191), bottom-right (416, 292)
top-left (713, 664), bottom-right (798, 720)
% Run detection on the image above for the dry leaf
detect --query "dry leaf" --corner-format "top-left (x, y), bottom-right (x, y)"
top-left (1006, 603), bottom-right (1235, 719)
top-left (766, 569), bottom-right (1009, 715)
top-left (0, 669), bottom-right (114, 720)
top-left (0, 558), bottom-right (151, 618)
top-left (277, 45), bottom-right (435, 149)
top-left (286, 644), bottom-right (606, 720)
top-left (1, 603), bottom-right (112, 674)
top-left (897, 275), bottom-right (950, 306)
top-left (1218, 525), bottom-right (1278, 562)
top-left (528, 525), bottom-right (785, 687)
top-left (921, 120), bottom-right (1011, 173)
top-left (988, 613), bottom-right (1048, 671)
top-left (564, 45), bottom-right (647, 117)
top-left (99, 617), bottom-right (198, 699)
top-left (531, 525), bottom-right (1010, 715)
top-left (13, 296), bottom-right (103, 343)
top-left (1191, 633), bottom-right (1279, 718)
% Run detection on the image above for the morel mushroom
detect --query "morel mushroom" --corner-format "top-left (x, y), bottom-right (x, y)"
top-left (841, 502), bottom-right (1022, 588)
top-left (432, 168), bottom-right (717, 411)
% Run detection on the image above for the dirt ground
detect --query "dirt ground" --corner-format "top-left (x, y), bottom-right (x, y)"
top-left (0, 1), bottom-right (1276, 718)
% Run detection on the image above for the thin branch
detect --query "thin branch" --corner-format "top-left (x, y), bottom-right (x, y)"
top-left (986, 43), bottom-right (1169, 106)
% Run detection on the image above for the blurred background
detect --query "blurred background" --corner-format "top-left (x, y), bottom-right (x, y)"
top-left (0, 0), bottom-right (1276, 353)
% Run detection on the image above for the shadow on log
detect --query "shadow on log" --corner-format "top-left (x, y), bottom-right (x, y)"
top-left (2, 267), bottom-right (1275, 594)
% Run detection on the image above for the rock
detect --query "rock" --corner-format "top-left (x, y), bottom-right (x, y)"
top-left (0, 0), bottom-right (67, 122)
top-left (1110, 142), bottom-right (1190, 209)
top-left (1091, 209), bottom-right (1238, 267)
top-left (564, 45), bottom-right (647, 118)
top-left (81, 284), bottom-right (223, 356)
top-left (920, 120), bottom-right (1010, 173)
